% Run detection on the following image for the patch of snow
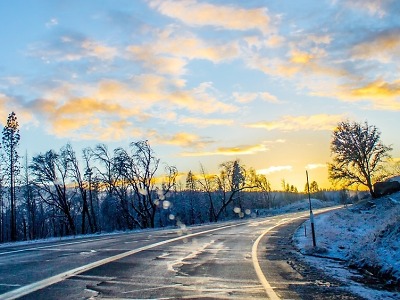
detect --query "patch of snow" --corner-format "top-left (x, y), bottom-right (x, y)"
top-left (294, 192), bottom-right (400, 299)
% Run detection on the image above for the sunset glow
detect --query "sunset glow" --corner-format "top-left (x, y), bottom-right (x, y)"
top-left (1, 0), bottom-right (399, 190)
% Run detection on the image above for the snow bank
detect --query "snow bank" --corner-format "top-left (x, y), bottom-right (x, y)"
top-left (294, 192), bottom-right (400, 297)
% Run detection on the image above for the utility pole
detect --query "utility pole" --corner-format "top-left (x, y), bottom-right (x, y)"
top-left (306, 170), bottom-right (316, 247)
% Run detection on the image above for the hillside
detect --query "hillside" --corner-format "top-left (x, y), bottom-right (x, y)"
top-left (294, 191), bottom-right (400, 299)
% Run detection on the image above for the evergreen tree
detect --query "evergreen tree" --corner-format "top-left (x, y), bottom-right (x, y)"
top-left (2, 112), bottom-right (20, 241)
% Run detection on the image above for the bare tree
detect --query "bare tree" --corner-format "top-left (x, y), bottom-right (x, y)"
top-left (91, 144), bottom-right (115, 198)
top-left (62, 144), bottom-right (94, 234)
top-left (130, 140), bottom-right (160, 228)
top-left (197, 164), bottom-right (217, 222)
top-left (116, 141), bottom-right (160, 228)
top-left (214, 160), bottom-right (251, 220)
top-left (249, 168), bottom-right (273, 209)
top-left (21, 153), bottom-right (37, 240)
top-left (328, 121), bottom-right (392, 197)
top-left (112, 147), bottom-right (137, 229)
top-left (91, 144), bottom-right (124, 231)
top-left (185, 170), bottom-right (197, 224)
top-left (30, 150), bottom-right (76, 235)
top-left (83, 148), bottom-right (98, 232)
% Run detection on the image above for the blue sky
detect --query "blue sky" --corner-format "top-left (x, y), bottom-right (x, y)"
top-left (1, 0), bottom-right (399, 189)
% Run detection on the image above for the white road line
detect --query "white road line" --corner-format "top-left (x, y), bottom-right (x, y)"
top-left (252, 216), bottom-right (307, 300)
top-left (0, 222), bottom-right (246, 300)
top-left (251, 207), bottom-right (340, 299)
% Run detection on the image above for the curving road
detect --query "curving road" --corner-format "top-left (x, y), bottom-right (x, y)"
top-left (0, 208), bottom-right (356, 299)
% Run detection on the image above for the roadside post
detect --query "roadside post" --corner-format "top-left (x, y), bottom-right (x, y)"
top-left (306, 170), bottom-right (317, 247)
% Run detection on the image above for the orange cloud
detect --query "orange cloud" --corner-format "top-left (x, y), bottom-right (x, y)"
top-left (247, 114), bottom-right (345, 131)
top-left (127, 45), bottom-right (188, 76)
top-left (181, 143), bottom-right (269, 157)
top-left (349, 79), bottom-right (400, 99)
top-left (81, 40), bottom-right (117, 61)
top-left (152, 30), bottom-right (240, 62)
top-left (25, 75), bottom-right (238, 141)
top-left (148, 0), bottom-right (271, 34)
top-left (158, 132), bottom-right (213, 148)
top-left (290, 49), bottom-right (314, 64)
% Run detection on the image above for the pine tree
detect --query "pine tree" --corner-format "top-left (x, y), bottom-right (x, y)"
top-left (2, 112), bottom-right (20, 241)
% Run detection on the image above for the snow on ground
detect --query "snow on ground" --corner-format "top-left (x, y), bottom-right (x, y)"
top-left (294, 192), bottom-right (400, 300)
top-left (259, 198), bottom-right (336, 216)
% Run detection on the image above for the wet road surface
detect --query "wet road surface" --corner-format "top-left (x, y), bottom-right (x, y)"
top-left (0, 208), bottom-right (361, 299)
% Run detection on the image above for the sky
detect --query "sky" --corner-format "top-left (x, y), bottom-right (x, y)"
top-left (0, 0), bottom-right (399, 190)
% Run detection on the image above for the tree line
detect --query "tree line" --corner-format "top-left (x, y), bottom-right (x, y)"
top-left (0, 112), bottom-right (396, 243)
top-left (0, 112), bottom-right (306, 243)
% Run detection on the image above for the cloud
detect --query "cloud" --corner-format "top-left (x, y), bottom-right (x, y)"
top-left (181, 142), bottom-right (269, 157)
top-left (349, 79), bottom-right (400, 99)
top-left (128, 45), bottom-right (188, 76)
top-left (233, 92), bottom-right (280, 104)
top-left (243, 34), bottom-right (284, 49)
top-left (290, 49), bottom-right (314, 64)
top-left (53, 118), bottom-right (142, 141)
top-left (157, 132), bottom-right (213, 148)
top-left (246, 114), bottom-right (345, 131)
top-left (168, 82), bottom-right (238, 114)
top-left (178, 117), bottom-right (234, 127)
top-left (30, 34), bottom-right (117, 62)
top-left (246, 50), bottom-right (346, 81)
top-left (339, 0), bottom-right (391, 17)
top-left (126, 28), bottom-right (240, 76)
top-left (257, 165), bottom-right (293, 175)
top-left (306, 163), bottom-right (327, 170)
top-left (0, 94), bottom-right (36, 127)
top-left (307, 34), bottom-right (332, 45)
top-left (27, 96), bottom-right (145, 140)
top-left (148, 0), bottom-right (271, 34)
top-left (45, 18), bottom-right (58, 28)
top-left (81, 40), bottom-right (118, 61)
top-left (152, 29), bottom-right (240, 62)
top-left (0, 95), bottom-right (10, 123)
top-left (264, 139), bottom-right (286, 144)
top-left (345, 79), bottom-right (400, 110)
top-left (0, 77), bottom-right (22, 87)
top-left (21, 75), bottom-right (238, 141)
top-left (351, 29), bottom-right (400, 63)
top-left (313, 79), bottom-right (400, 111)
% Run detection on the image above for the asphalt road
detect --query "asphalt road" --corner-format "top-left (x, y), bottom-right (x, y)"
top-left (0, 208), bottom-right (357, 300)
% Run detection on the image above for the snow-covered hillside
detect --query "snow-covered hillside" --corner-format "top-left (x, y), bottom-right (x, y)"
top-left (294, 192), bottom-right (400, 299)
